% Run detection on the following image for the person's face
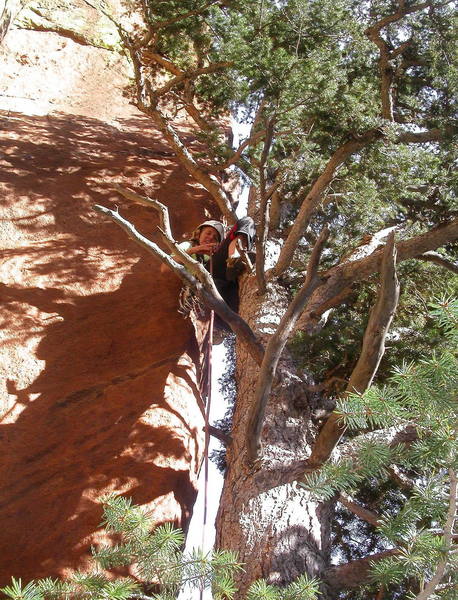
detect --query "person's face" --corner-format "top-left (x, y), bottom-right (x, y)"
top-left (199, 226), bottom-right (219, 245)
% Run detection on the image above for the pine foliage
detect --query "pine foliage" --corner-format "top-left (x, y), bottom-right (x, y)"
top-left (302, 300), bottom-right (457, 597)
top-left (1, 496), bottom-right (319, 600)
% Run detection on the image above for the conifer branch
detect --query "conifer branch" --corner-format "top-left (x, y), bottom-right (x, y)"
top-left (413, 468), bottom-right (457, 600)
top-left (214, 130), bottom-right (268, 171)
top-left (347, 233), bottom-right (400, 393)
top-left (325, 549), bottom-right (399, 592)
top-left (416, 251), bottom-right (458, 274)
top-left (396, 125), bottom-right (458, 143)
top-left (273, 130), bottom-right (382, 277)
top-left (255, 117), bottom-right (275, 294)
top-left (338, 493), bottom-right (381, 528)
top-left (154, 62), bottom-right (232, 98)
top-left (296, 218), bottom-right (458, 333)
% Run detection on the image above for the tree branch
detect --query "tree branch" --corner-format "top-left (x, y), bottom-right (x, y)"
top-left (273, 130), bottom-right (382, 277)
top-left (303, 233), bottom-right (400, 468)
top-left (1, 0), bottom-right (28, 42)
top-left (325, 549), bottom-right (399, 592)
top-left (297, 218), bottom-right (458, 334)
top-left (338, 493), bottom-right (381, 528)
top-left (246, 227), bottom-right (329, 463)
top-left (414, 468), bottom-right (457, 600)
top-left (252, 424), bottom-right (418, 496)
top-left (348, 233), bottom-right (400, 393)
top-left (214, 129), bottom-right (268, 171)
top-left (154, 62), bottom-right (232, 98)
top-left (396, 125), bottom-right (458, 144)
top-left (94, 192), bottom-right (263, 365)
top-left (416, 251), bottom-right (458, 274)
top-left (208, 425), bottom-right (232, 445)
top-left (137, 102), bottom-right (237, 222)
top-left (256, 117), bottom-right (275, 294)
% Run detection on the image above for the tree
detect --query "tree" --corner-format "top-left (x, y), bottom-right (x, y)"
top-left (11, 0), bottom-right (458, 598)
top-left (2, 301), bottom-right (456, 600)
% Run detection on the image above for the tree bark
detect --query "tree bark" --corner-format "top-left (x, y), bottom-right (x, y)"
top-left (215, 276), bottom-right (334, 598)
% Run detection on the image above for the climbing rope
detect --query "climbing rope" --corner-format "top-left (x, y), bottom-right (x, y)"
top-left (200, 259), bottom-right (214, 600)
top-left (201, 296), bottom-right (214, 548)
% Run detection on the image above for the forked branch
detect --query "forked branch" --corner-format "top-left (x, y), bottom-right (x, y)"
top-left (94, 188), bottom-right (263, 364)
top-left (305, 233), bottom-right (400, 469)
top-left (273, 130), bottom-right (381, 277)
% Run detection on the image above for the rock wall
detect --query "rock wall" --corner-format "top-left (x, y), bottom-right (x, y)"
top-left (0, 16), bottom-right (213, 584)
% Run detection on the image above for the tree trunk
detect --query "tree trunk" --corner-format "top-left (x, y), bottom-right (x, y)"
top-left (215, 275), bottom-right (334, 598)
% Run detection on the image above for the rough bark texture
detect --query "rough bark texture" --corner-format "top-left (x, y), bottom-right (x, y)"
top-left (0, 20), bottom-right (212, 584)
top-left (215, 277), bottom-right (333, 597)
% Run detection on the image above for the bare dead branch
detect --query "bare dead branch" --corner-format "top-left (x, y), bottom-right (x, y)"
top-left (416, 251), bottom-right (458, 274)
top-left (246, 227), bottom-right (329, 463)
top-left (304, 233), bottom-right (400, 468)
top-left (297, 218), bottom-right (458, 334)
top-left (414, 468), bottom-right (457, 600)
top-left (348, 233), bottom-right (400, 393)
top-left (338, 493), bottom-right (381, 528)
top-left (94, 199), bottom-right (264, 365)
top-left (113, 183), bottom-right (173, 237)
top-left (136, 101), bottom-right (237, 222)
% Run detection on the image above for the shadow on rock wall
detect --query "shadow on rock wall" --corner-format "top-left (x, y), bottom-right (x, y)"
top-left (0, 111), bottom-right (213, 583)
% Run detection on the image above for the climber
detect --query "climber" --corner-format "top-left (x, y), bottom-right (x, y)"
top-left (161, 217), bottom-right (255, 318)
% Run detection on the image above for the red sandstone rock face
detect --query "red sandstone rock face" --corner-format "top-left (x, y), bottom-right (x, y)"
top-left (0, 25), bottom-right (212, 584)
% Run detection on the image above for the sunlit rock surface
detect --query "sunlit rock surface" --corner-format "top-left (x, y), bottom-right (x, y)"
top-left (0, 19), bottom-right (212, 584)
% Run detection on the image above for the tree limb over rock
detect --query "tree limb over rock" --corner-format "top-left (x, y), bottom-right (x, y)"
top-left (94, 187), bottom-right (264, 365)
